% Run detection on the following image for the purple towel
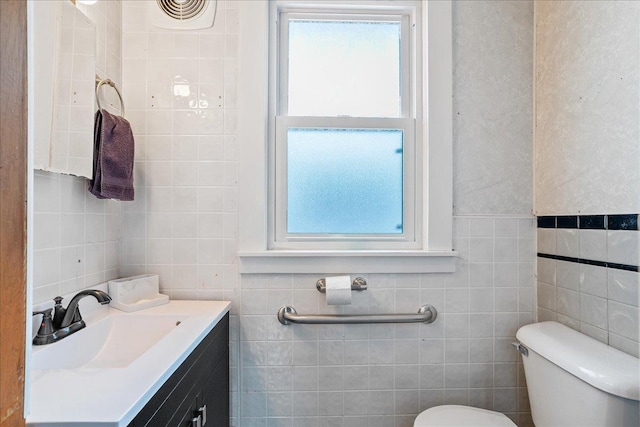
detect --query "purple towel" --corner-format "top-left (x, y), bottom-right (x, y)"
top-left (88, 109), bottom-right (135, 201)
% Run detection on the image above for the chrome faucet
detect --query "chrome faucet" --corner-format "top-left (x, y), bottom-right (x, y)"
top-left (33, 289), bottom-right (111, 345)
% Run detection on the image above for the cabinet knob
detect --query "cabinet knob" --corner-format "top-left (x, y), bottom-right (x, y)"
top-left (191, 415), bottom-right (202, 427)
top-left (198, 405), bottom-right (207, 426)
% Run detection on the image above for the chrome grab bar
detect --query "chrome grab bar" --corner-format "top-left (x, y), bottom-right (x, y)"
top-left (277, 304), bottom-right (437, 325)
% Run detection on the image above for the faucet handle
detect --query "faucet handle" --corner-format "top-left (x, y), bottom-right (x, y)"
top-left (33, 308), bottom-right (52, 317)
top-left (33, 309), bottom-right (56, 343)
top-left (53, 296), bottom-right (66, 329)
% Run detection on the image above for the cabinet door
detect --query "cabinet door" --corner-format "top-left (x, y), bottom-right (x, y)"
top-left (145, 368), bottom-right (202, 427)
top-left (130, 314), bottom-right (229, 427)
top-left (199, 350), bottom-right (229, 427)
top-left (174, 391), bottom-right (201, 427)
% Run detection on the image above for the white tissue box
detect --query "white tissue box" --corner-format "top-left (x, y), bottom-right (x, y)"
top-left (108, 274), bottom-right (169, 312)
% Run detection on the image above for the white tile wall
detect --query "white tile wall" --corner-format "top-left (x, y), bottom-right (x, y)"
top-left (33, 170), bottom-right (121, 303)
top-left (534, 0), bottom-right (639, 358)
top-left (76, 0), bottom-right (123, 115)
top-left (578, 230), bottom-right (607, 261)
top-left (32, 0), bottom-right (122, 305)
top-left (33, 0), bottom-right (640, 423)
top-left (534, 1), bottom-right (640, 215)
top-left (452, 0), bottom-right (534, 215)
top-left (555, 229), bottom-right (578, 258)
top-left (50, 3), bottom-right (95, 177)
top-left (607, 231), bottom-right (640, 266)
top-left (29, 6), bottom-right (539, 427)
top-left (237, 217), bottom-right (535, 427)
top-left (118, 2), bottom-right (536, 426)
top-left (120, 2), bottom-right (241, 423)
top-left (120, 0), bottom-right (239, 301)
top-left (536, 224), bottom-right (640, 356)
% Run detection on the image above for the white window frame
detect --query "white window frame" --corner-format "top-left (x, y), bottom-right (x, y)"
top-left (238, 0), bottom-right (456, 273)
top-left (273, 6), bottom-right (418, 250)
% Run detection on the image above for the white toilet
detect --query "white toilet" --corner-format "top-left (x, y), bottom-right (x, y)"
top-left (414, 321), bottom-right (640, 427)
top-left (414, 405), bottom-right (515, 426)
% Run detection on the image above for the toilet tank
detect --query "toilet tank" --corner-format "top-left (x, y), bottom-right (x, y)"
top-left (516, 321), bottom-right (639, 427)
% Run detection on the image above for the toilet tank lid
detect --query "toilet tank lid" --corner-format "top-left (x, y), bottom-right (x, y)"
top-left (517, 321), bottom-right (640, 401)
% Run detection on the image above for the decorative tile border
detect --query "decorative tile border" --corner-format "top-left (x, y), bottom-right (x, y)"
top-left (537, 253), bottom-right (638, 272)
top-left (537, 214), bottom-right (638, 230)
top-left (537, 214), bottom-right (639, 272)
top-left (608, 214), bottom-right (639, 230)
top-left (579, 215), bottom-right (606, 229)
top-left (556, 215), bottom-right (578, 229)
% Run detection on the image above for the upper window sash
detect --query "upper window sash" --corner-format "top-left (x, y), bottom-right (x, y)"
top-left (277, 9), bottom-right (413, 119)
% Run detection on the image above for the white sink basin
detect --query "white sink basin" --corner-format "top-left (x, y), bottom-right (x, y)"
top-left (32, 314), bottom-right (185, 370)
top-left (27, 300), bottom-right (230, 427)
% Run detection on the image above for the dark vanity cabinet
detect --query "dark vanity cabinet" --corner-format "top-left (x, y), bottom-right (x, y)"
top-left (128, 313), bottom-right (229, 427)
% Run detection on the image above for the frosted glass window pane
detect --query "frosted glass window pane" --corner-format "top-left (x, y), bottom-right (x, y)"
top-left (287, 128), bottom-right (403, 234)
top-left (288, 20), bottom-right (401, 117)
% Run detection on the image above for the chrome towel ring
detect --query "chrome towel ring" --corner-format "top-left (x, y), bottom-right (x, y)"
top-left (95, 76), bottom-right (125, 117)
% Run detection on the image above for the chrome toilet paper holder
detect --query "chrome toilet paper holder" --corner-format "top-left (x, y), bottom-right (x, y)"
top-left (316, 277), bottom-right (367, 293)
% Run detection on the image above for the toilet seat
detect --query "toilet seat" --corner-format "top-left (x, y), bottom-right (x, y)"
top-left (413, 405), bottom-right (517, 427)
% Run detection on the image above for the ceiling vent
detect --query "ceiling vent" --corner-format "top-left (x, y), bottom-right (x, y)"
top-left (150, 0), bottom-right (217, 30)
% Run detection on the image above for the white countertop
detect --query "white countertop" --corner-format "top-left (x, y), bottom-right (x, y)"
top-left (27, 300), bottom-right (230, 427)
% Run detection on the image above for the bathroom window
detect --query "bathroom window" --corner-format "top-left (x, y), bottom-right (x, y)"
top-left (237, 0), bottom-right (454, 272)
top-left (273, 5), bottom-right (417, 249)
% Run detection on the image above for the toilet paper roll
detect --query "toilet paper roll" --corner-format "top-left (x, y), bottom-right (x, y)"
top-left (325, 275), bottom-right (352, 305)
